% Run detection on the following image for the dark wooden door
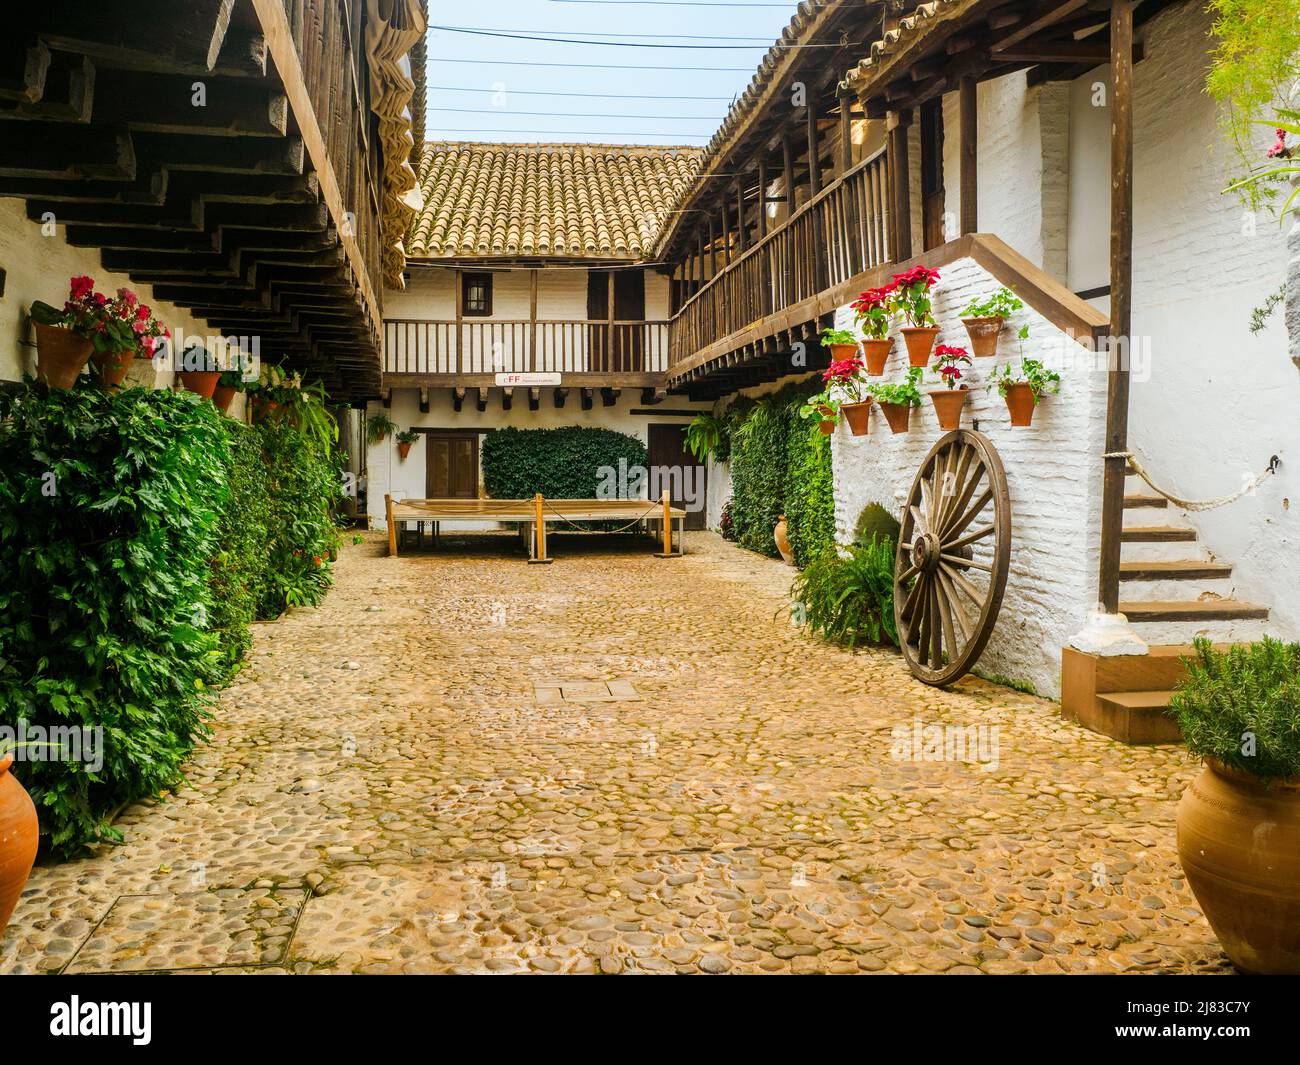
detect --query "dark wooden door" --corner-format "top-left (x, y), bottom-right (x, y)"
top-left (647, 424), bottom-right (706, 531)
top-left (920, 98), bottom-right (946, 251)
top-left (587, 269), bottom-right (646, 372)
top-left (426, 433), bottom-right (478, 499)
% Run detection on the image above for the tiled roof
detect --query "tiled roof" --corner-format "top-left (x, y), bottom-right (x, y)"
top-left (405, 142), bottom-right (704, 260)
top-left (841, 0), bottom-right (982, 98)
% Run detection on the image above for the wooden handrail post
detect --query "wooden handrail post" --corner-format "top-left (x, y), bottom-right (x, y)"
top-left (887, 109), bottom-right (913, 261)
top-left (959, 75), bottom-right (978, 235)
top-left (1098, 0), bottom-right (1135, 615)
top-left (529, 491), bottom-right (553, 564)
top-left (655, 488), bottom-right (677, 558)
top-left (385, 493), bottom-right (397, 557)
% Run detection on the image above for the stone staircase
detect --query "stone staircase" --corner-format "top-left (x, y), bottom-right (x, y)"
top-left (1062, 471), bottom-right (1270, 743)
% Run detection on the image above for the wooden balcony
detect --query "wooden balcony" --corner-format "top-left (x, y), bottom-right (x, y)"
top-left (384, 319), bottom-right (670, 388)
top-left (668, 150), bottom-right (893, 395)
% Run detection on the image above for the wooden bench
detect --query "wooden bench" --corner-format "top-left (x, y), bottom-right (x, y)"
top-left (384, 492), bottom-right (687, 562)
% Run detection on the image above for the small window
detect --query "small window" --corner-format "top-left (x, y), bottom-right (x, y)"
top-left (462, 272), bottom-right (492, 317)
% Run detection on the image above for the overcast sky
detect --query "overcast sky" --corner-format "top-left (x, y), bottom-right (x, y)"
top-left (424, 0), bottom-right (803, 146)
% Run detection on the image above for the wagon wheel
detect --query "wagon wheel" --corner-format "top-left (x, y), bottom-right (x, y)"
top-left (894, 429), bottom-right (1011, 686)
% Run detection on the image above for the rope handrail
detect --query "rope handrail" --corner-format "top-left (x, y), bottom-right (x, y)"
top-left (541, 498), bottom-right (662, 534)
top-left (1107, 451), bottom-right (1280, 512)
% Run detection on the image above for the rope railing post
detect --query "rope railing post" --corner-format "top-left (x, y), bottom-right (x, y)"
top-left (529, 491), bottom-right (553, 565)
top-left (655, 489), bottom-right (678, 558)
top-left (385, 493), bottom-right (396, 557)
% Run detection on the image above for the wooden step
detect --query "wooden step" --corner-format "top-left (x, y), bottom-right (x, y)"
top-left (1122, 525), bottom-right (1197, 543)
top-left (1119, 560), bottom-right (1232, 582)
top-left (1121, 599), bottom-right (1269, 622)
top-left (1124, 493), bottom-right (1168, 509)
top-left (1093, 690), bottom-right (1182, 744)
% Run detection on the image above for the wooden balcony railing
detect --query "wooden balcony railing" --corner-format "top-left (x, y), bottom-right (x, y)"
top-left (384, 320), bottom-right (670, 380)
top-left (669, 148), bottom-right (892, 368)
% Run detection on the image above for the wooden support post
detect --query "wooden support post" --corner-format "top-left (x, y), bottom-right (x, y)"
top-left (528, 268), bottom-right (538, 370)
top-left (720, 203), bottom-right (731, 265)
top-left (959, 75), bottom-right (978, 235)
top-left (887, 108), bottom-right (913, 261)
top-left (708, 217), bottom-right (718, 278)
top-left (529, 492), bottom-right (553, 564)
top-left (453, 267), bottom-right (463, 374)
top-left (385, 494), bottom-right (396, 557)
top-left (1098, 0), bottom-right (1135, 615)
top-left (654, 489), bottom-right (676, 557)
top-left (806, 100), bottom-right (821, 196)
top-left (838, 90), bottom-right (854, 174)
top-left (756, 157), bottom-right (768, 239)
top-left (735, 180), bottom-right (747, 253)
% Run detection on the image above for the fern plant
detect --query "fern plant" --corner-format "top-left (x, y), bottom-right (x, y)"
top-left (1168, 637), bottom-right (1300, 780)
top-left (792, 535), bottom-right (898, 648)
top-left (685, 413), bottom-right (727, 462)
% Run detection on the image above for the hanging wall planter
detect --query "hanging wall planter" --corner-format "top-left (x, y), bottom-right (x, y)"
top-left (840, 401), bottom-right (871, 436)
top-left (861, 338), bottom-right (891, 376)
top-left (91, 349), bottom-right (134, 390)
top-left (928, 387), bottom-right (968, 430)
top-left (877, 402), bottom-right (912, 434)
top-left (0, 755), bottom-right (39, 938)
top-left (33, 324), bottom-right (94, 390)
top-left (962, 317), bottom-right (1004, 357)
top-left (1003, 383), bottom-right (1037, 426)
top-left (900, 327), bottom-right (940, 367)
top-left (177, 371), bottom-right (221, 399)
top-left (211, 384), bottom-right (239, 414)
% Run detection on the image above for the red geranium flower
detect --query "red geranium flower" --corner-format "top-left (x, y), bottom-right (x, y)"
top-left (70, 275), bottom-right (95, 301)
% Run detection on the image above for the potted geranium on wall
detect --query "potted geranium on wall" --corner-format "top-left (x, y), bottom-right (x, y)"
top-left (961, 287), bottom-right (1023, 357)
top-left (928, 345), bottom-right (972, 430)
top-left (1169, 638), bottom-right (1300, 974)
top-left (822, 356), bottom-right (873, 436)
top-left (869, 366), bottom-right (923, 434)
top-left (889, 265), bottom-right (942, 367)
top-left (396, 428), bottom-right (420, 460)
top-left (28, 276), bottom-right (134, 389)
top-left (849, 284), bottom-right (895, 375)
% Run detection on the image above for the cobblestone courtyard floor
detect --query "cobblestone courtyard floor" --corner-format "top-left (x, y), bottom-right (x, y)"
top-left (2, 532), bottom-right (1231, 974)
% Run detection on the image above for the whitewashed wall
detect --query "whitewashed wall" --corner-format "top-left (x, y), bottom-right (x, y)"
top-left (366, 387), bottom-right (710, 530)
top-left (0, 197), bottom-right (249, 419)
top-left (386, 266), bottom-right (671, 320)
top-left (830, 257), bottom-right (1108, 698)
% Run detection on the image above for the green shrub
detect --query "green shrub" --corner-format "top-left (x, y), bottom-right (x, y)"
top-left (853, 502), bottom-right (901, 548)
top-left (257, 418), bottom-right (342, 616)
top-left (726, 379), bottom-right (835, 563)
top-left (0, 384), bottom-right (227, 856)
top-left (481, 426), bottom-right (647, 499)
top-left (791, 536), bottom-right (898, 648)
top-left (1168, 637), bottom-right (1300, 780)
top-left (208, 421), bottom-right (272, 679)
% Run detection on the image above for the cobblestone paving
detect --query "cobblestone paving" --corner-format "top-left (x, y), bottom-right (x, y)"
top-left (1, 532), bottom-right (1231, 974)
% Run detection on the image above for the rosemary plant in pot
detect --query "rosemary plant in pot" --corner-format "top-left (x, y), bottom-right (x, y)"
top-left (1169, 638), bottom-right (1300, 974)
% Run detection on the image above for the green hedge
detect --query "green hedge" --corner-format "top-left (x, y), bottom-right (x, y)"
top-left (482, 426), bottom-right (647, 499)
top-left (0, 382), bottom-right (344, 856)
top-left (0, 385), bottom-right (228, 856)
top-left (727, 379), bottom-right (836, 566)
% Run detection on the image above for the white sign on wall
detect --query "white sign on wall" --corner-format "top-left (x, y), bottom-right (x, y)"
top-left (495, 372), bottom-right (562, 387)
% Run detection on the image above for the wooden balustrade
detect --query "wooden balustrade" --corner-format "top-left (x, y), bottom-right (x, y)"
top-left (384, 320), bottom-right (670, 377)
top-left (669, 149), bottom-right (892, 368)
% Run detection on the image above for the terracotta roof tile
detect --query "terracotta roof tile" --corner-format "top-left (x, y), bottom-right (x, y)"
top-left (406, 142), bottom-right (703, 260)
top-left (840, 0), bottom-right (983, 99)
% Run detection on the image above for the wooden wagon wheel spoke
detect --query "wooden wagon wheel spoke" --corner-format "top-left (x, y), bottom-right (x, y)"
top-left (895, 430), bottom-right (1011, 687)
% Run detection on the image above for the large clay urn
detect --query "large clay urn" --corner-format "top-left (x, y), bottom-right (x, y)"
top-left (34, 324), bottom-right (93, 390)
top-left (773, 515), bottom-right (794, 565)
top-left (1177, 759), bottom-right (1300, 974)
top-left (0, 755), bottom-right (39, 937)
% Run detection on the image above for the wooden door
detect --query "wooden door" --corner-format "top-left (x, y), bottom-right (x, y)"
top-left (920, 98), bottom-right (947, 250)
top-left (426, 433), bottom-right (478, 499)
top-left (647, 424), bottom-right (706, 531)
top-left (587, 269), bottom-right (645, 372)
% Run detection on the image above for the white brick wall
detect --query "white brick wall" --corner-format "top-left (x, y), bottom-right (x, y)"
top-left (829, 257), bottom-right (1108, 698)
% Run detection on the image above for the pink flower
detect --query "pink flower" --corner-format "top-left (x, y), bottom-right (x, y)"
top-left (136, 304), bottom-right (151, 321)
top-left (132, 320), bottom-right (148, 334)
top-left (116, 287), bottom-right (139, 309)
top-left (1266, 129), bottom-right (1290, 159)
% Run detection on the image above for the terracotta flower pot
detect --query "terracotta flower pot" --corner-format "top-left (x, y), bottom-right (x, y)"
top-left (34, 323), bottom-right (93, 390)
top-left (878, 401), bottom-right (912, 434)
top-left (398, 441), bottom-right (413, 460)
top-left (91, 348), bottom-right (134, 390)
top-left (252, 397), bottom-right (280, 423)
top-left (211, 384), bottom-right (239, 414)
top-left (816, 419), bottom-right (835, 435)
top-left (1177, 759), bottom-right (1300, 974)
top-left (928, 387), bottom-right (968, 431)
top-left (773, 514), bottom-right (794, 565)
top-left (827, 342), bottom-right (859, 362)
top-left (962, 316), bottom-right (1004, 357)
top-left (0, 756), bottom-right (39, 938)
top-left (861, 338), bottom-right (892, 376)
top-left (900, 326), bottom-right (940, 368)
top-left (177, 370), bottom-right (221, 399)
top-left (1003, 382), bottom-right (1038, 426)
top-left (840, 400), bottom-right (871, 436)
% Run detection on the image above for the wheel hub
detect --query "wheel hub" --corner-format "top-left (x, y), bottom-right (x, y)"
top-left (911, 531), bottom-right (943, 574)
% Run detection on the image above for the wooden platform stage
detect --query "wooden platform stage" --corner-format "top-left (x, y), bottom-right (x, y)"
top-left (383, 492), bottom-right (687, 563)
